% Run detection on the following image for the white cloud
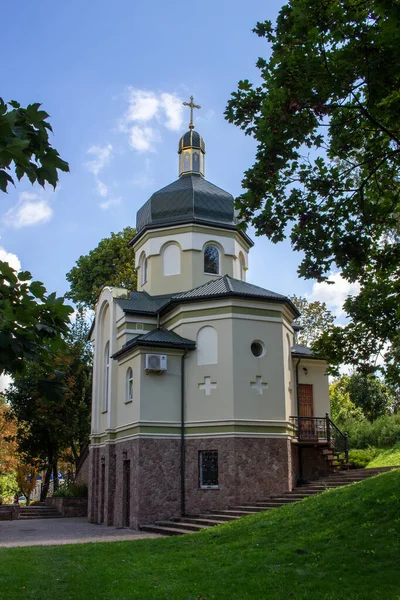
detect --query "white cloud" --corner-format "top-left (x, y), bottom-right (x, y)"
top-left (0, 246), bottom-right (21, 271)
top-left (3, 192), bottom-right (53, 229)
top-left (125, 89), bottom-right (159, 123)
top-left (120, 89), bottom-right (184, 152)
top-left (85, 144), bottom-right (113, 176)
top-left (0, 374), bottom-right (12, 393)
top-left (308, 272), bottom-right (360, 319)
top-left (99, 196), bottom-right (121, 210)
top-left (160, 93), bottom-right (183, 131)
top-left (96, 180), bottom-right (108, 197)
top-left (129, 126), bottom-right (159, 152)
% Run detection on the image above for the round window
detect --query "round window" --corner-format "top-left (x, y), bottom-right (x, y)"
top-left (251, 341), bottom-right (265, 357)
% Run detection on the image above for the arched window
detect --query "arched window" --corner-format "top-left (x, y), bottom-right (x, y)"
top-left (139, 252), bottom-right (148, 286)
top-left (204, 245), bottom-right (220, 275)
top-left (126, 367), bottom-right (133, 403)
top-left (103, 341), bottom-right (110, 412)
top-left (239, 252), bottom-right (246, 281)
top-left (197, 326), bottom-right (218, 365)
top-left (163, 243), bottom-right (181, 276)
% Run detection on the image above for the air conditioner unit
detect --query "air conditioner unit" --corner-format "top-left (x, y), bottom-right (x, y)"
top-left (145, 354), bottom-right (167, 372)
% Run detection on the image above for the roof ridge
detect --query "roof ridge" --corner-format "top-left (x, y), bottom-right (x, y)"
top-left (224, 274), bottom-right (234, 292)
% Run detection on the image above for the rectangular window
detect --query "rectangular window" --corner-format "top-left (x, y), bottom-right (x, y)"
top-left (199, 451), bottom-right (219, 488)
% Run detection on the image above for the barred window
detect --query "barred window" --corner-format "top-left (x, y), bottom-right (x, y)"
top-left (199, 451), bottom-right (219, 488)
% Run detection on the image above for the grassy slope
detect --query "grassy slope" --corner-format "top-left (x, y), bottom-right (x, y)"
top-left (1, 470), bottom-right (400, 600)
top-left (368, 442), bottom-right (400, 468)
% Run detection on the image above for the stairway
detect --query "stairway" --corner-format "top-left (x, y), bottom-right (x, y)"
top-left (18, 505), bottom-right (62, 520)
top-left (140, 466), bottom-right (399, 536)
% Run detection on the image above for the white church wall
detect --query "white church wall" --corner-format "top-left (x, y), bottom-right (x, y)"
top-left (162, 242), bottom-right (181, 276)
top-left (298, 360), bottom-right (330, 417)
top-left (139, 351), bottom-right (183, 423)
top-left (232, 317), bottom-right (287, 422)
top-left (176, 318), bottom-right (235, 423)
top-left (116, 353), bottom-right (141, 426)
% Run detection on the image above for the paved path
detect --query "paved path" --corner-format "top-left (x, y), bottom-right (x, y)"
top-left (0, 517), bottom-right (160, 548)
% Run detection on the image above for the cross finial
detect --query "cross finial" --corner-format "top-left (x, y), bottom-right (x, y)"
top-left (183, 95), bottom-right (201, 130)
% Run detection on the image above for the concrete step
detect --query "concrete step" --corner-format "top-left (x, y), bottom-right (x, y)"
top-left (207, 509), bottom-right (258, 517)
top-left (141, 524), bottom-right (193, 536)
top-left (201, 513), bottom-right (241, 522)
top-left (172, 517), bottom-right (227, 527)
top-left (156, 520), bottom-right (208, 532)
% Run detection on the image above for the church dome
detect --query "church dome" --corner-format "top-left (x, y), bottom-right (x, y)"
top-left (178, 130), bottom-right (205, 153)
top-left (136, 174), bottom-right (237, 234)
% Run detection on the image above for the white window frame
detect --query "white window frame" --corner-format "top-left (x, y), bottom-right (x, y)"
top-left (103, 341), bottom-right (110, 413)
top-left (203, 244), bottom-right (220, 276)
top-left (126, 367), bottom-right (133, 403)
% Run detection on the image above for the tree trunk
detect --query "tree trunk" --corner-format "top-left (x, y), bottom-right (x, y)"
top-left (52, 462), bottom-right (59, 492)
top-left (40, 466), bottom-right (52, 502)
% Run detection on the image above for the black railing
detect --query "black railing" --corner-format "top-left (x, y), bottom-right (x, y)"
top-left (290, 414), bottom-right (349, 463)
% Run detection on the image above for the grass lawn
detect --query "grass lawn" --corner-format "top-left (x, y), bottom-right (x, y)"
top-left (368, 442), bottom-right (400, 468)
top-left (1, 470), bottom-right (399, 600)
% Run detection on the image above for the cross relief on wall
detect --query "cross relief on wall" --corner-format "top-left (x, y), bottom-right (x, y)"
top-left (250, 376), bottom-right (268, 396)
top-left (199, 376), bottom-right (217, 396)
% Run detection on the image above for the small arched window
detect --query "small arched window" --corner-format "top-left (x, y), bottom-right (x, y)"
top-left (239, 252), bottom-right (246, 281)
top-left (163, 243), bottom-right (181, 276)
top-left (197, 326), bottom-right (218, 365)
top-left (204, 245), bottom-right (220, 275)
top-left (103, 341), bottom-right (110, 412)
top-left (139, 252), bottom-right (148, 286)
top-left (126, 367), bottom-right (133, 403)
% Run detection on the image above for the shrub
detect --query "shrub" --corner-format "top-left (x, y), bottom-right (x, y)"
top-left (347, 448), bottom-right (379, 469)
top-left (52, 483), bottom-right (88, 498)
top-left (341, 414), bottom-right (400, 449)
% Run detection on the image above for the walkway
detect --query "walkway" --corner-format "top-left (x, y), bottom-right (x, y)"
top-left (0, 517), bottom-right (160, 548)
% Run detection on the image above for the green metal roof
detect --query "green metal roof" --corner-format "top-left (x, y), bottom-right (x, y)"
top-left (112, 327), bottom-right (196, 360)
top-left (135, 174), bottom-right (239, 235)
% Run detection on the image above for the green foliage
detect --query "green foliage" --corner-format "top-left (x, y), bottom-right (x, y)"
top-left (347, 448), bottom-right (379, 469)
top-left (66, 227), bottom-right (137, 309)
top-left (341, 414), bottom-right (400, 449)
top-left (0, 260), bottom-right (73, 377)
top-left (0, 471), bottom-right (400, 599)
top-left (0, 473), bottom-right (18, 503)
top-left (226, 0), bottom-right (400, 381)
top-left (5, 310), bottom-right (92, 478)
top-left (0, 98), bottom-right (69, 192)
top-left (290, 295), bottom-right (334, 346)
top-left (330, 376), bottom-right (364, 423)
top-left (367, 442), bottom-right (400, 468)
top-left (52, 482), bottom-right (88, 498)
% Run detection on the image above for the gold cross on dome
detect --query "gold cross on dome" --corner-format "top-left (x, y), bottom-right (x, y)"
top-left (183, 95), bottom-right (201, 130)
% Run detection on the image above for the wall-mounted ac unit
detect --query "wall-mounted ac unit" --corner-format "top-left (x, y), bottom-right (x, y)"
top-left (145, 354), bottom-right (167, 372)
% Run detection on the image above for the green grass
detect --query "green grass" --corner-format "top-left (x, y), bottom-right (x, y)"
top-left (1, 471), bottom-right (400, 600)
top-left (367, 442), bottom-right (400, 468)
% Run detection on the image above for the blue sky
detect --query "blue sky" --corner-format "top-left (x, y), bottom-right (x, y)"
top-left (1, 0), bottom-right (358, 316)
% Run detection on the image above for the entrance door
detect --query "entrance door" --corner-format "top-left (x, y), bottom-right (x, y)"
top-left (122, 460), bottom-right (130, 527)
top-left (298, 384), bottom-right (315, 439)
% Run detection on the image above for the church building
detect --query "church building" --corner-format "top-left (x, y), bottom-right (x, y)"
top-left (88, 98), bottom-right (331, 529)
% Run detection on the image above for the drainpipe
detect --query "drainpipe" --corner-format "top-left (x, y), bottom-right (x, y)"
top-left (295, 357), bottom-right (303, 483)
top-left (180, 349), bottom-right (188, 516)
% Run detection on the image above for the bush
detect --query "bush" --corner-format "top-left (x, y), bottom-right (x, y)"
top-left (347, 448), bottom-right (379, 469)
top-left (52, 483), bottom-right (88, 498)
top-left (341, 413), bottom-right (400, 449)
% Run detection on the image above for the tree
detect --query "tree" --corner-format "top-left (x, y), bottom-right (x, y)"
top-left (329, 376), bottom-right (363, 424)
top-left (0, 98), bottom-right (69, 193)
top-left (346, 373), bottom-right (393, 422)
top-left (0, 261), bottom-right (73, 377)
top-left (225, 0), bottom-right (400, 378)
top-left (16, 464), bottom-right (37, 506)
top-left (5, 311), bottom-right (92, 500)
top-left (0, 396), bottom-right (18, 502)
top-left (66, 227), bottom-right (137, 309)
top-left (290, 295), bottom-right (334, 347)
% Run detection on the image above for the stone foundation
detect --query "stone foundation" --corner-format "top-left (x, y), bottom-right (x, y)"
top-left (89, 435), bottom-right (297, 528)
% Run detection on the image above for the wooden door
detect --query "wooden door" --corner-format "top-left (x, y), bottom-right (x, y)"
top-left (298, 384), bottom-right (315, 439)
top-left (122, 460), bottom-right (130, 527)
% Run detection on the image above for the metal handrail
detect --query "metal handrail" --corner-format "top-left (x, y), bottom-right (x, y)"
top-left (289, 414), bottom-right (349, 464)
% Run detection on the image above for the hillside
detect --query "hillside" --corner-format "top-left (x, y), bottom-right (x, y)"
top-left (0, 470), bottom-right (399, 600)
top-left (368, 443), bottom-right (400, 468)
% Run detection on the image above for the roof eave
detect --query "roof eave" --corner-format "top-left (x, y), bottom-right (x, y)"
top-left (112, 340), bottom-right (196, 360)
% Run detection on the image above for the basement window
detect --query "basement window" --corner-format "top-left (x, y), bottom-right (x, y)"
top-left (199, 451), bottom-right (219, 488)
